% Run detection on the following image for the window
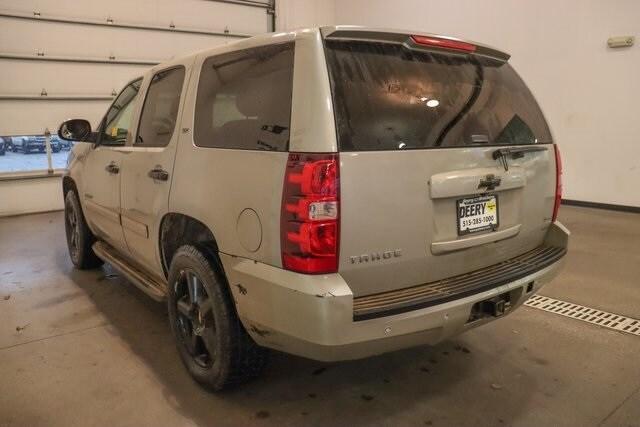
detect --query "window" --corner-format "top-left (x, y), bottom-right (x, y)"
top-left (100, 79), bottom-right (142, 145)
top-left (194, 42), bottom-right (294, 151)
top-left (136, 67), bottom-right (185, 147)
top-left (324, 40), bottom-right (552, 151)
top-left (0, 134), bottom-right (72, 173)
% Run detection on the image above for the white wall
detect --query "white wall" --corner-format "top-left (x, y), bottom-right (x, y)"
top-left (331, 0), bottom-right (640, 207)
top-left (276, 0), bottom-right (335, 31)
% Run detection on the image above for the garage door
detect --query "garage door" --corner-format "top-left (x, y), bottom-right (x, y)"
top-left (0, 0), bottom-right (273, 173)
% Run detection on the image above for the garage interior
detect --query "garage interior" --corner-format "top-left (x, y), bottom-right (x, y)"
top-left (1, 1), bottom-right (639, 426)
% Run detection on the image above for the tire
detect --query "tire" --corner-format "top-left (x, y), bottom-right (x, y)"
top-left (64, 190), bottom-right (103, 269)
top-left (167, 245), bottom-right (267, 391)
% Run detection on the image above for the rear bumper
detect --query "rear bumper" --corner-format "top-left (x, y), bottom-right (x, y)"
top-left (222, 222), bottom-right (569, 362)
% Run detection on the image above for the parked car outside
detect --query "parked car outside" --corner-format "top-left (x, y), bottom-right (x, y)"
top-left (0, 136), bottom-right (8, 155)
top-left (51, 134), bottom-right (72, 150)
top-left (10, 136), bottom-right (24, 152)
top-left (58, 26), bottom-right (569, 391)
top-left (11, 136), bottom-right (31, 153)
top-left (12, 135), bottom-right (61, 153)
top-left (4, 136), bottom-right (13, 152)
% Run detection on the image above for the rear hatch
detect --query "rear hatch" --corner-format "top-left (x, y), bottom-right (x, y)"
top-left (323, 31), bottom-right (557, 298)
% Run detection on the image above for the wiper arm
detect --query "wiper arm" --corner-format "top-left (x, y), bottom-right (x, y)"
top-left (434, 61), bottom-right (484, 147)
top-left (492, 146), bottom-right (548, 170)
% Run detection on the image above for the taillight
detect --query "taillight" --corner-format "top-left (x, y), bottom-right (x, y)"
top-left (410, 35), bottom-right (477, 53)
top-left (281, 153), bottom-right (339, 274)
top-left (552, 144), bottom-right (563, 222)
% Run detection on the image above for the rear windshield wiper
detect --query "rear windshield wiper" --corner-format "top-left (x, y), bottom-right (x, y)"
top-left (492, 146), bottom-right (548, 170)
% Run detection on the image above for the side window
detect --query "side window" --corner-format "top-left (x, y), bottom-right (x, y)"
top-left (136, 67), bottom-right (185, 147)
top-left (194, 42), bottom-right (294, 151)
top-left (100, 79), bottom-right (142, 145)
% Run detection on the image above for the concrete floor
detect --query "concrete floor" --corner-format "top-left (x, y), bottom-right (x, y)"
top-left (1, 206), bottom-right (639, 427)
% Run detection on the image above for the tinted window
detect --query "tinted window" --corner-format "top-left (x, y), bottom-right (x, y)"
top-left (194, 42), bottom-right (294, 151)
top-left (325, 40), bottom-right (552, 151)
top-left (136, 67), bottom-right (185, 147)
top-left (101, 79), bottom-right (141, 145)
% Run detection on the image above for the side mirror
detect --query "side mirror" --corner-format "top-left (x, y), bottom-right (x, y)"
top-left (58, 119), bottom-right (93, 142)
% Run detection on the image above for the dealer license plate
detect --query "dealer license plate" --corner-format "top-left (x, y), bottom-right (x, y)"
top-left (456, 194), bottom-right (499, 235)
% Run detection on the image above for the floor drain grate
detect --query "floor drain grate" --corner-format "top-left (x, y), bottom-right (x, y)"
top-left (525, 295), bottom-right (640, 337)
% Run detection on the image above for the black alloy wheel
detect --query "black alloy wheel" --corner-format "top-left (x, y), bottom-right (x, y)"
top-left (172, 268), bottom-right (217, 369)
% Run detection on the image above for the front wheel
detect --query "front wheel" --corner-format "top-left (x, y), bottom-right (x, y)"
top-left (167, 245), bottom-right (267, 391)
top-left (64, 190), bottom-right (103, 269)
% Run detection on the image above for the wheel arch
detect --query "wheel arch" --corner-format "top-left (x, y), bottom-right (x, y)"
top-left (159, 213), bottom-right (219, 278)
top-left (62, 175), bottom-right (77, 197)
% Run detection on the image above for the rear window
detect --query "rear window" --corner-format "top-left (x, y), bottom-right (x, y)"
top-left (324, 40), bottom-right (552, 151)
top-left (194, 42), bottom-right (294, 151)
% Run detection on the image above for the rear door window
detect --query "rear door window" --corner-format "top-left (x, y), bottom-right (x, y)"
top-left (194, 42), bottom-right (294, 151)
top-left (324, 40), bottom-right (552, 151)
top-left (136, 67), bottom-right (185, 148)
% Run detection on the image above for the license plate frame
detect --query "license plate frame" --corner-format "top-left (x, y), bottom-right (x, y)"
top-left (456, 194), bottom-right (499, 236)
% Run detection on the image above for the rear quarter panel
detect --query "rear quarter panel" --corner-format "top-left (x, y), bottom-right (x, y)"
top-left (169, 30), bottom-right (334, 266)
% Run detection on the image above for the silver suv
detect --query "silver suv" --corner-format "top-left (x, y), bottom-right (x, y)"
top-left (59, 26), bottom-right (569, 390)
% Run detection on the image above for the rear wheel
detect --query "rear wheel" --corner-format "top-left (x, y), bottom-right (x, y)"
top-left (64, 190), bottom-right (103, 269)
top-left (167, 245), bottom-right (267, 391)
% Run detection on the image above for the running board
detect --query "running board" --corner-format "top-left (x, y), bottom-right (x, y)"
top-left (92, 241), bottom-right (167, 301)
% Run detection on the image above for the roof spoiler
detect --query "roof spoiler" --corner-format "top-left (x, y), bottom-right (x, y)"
top-left (321, 27), bottom-right (510, 62)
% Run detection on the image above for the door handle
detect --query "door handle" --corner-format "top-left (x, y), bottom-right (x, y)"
top-left (148, 167), bottom-right (169, 181)
top-left (105, 162), bottom-right (119, 174)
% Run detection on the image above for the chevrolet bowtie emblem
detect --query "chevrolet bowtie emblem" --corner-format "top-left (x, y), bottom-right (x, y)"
top-left (478, 174), bottom-right (502, 191)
